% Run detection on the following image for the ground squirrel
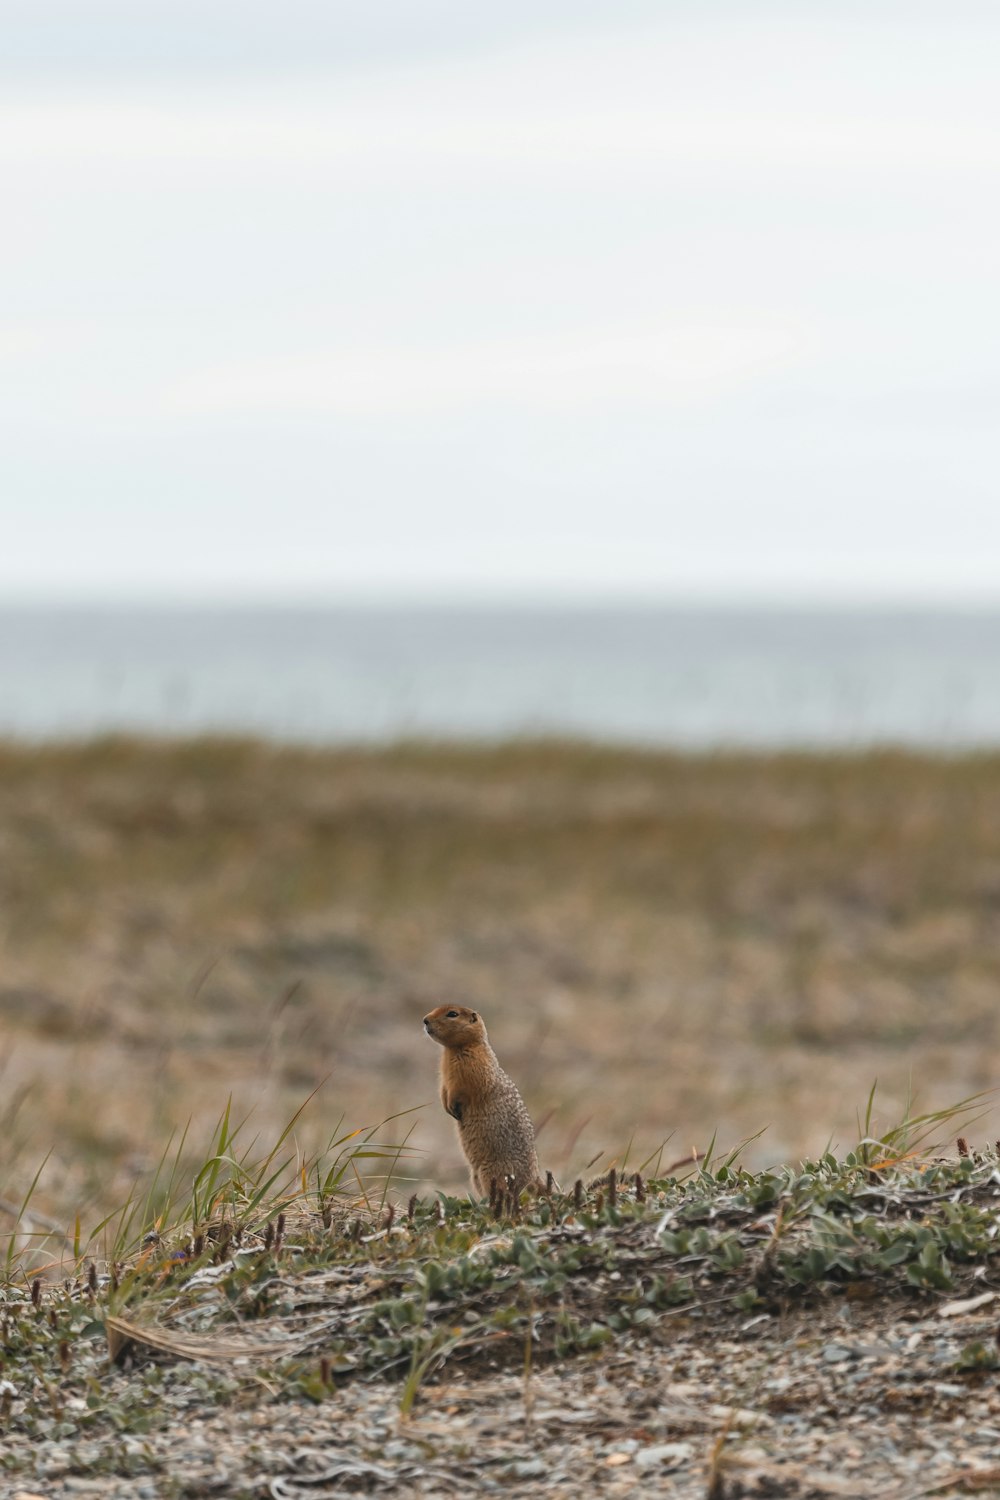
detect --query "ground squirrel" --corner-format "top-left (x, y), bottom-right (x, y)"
top-left (423, 1005), bottom-right (542, 1196)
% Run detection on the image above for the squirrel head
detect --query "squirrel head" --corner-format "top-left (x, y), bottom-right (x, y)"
top-left (423, 1005), bottom-right (487, 1049)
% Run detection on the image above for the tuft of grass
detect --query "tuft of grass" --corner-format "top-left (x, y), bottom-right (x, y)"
top-left (854, 1084), bottom-right (994, 1169)
top-left (1, 1093), bottom-right (417, 1293)
top-left (1, 1149), bottom-right (64, 1282)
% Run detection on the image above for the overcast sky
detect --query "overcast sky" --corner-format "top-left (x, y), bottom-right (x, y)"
top-left (4, 1), bottom-right (1000, 604)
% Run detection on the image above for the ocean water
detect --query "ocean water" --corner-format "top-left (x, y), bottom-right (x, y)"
top-left (2, 605), bottom-right (1000, 748)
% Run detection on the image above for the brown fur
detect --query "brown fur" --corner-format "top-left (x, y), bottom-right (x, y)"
top-left (423, 1006), bottom-right (541, 1196)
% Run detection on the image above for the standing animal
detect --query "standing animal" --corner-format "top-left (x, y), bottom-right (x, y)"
top-left (423, 1005), bottom-right (542, 1196)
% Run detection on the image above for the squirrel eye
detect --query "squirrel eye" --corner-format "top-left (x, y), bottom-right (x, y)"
top-left (446, 1009), bottom-right (459, 1019)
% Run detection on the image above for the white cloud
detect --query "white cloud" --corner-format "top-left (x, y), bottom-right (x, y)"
top-left (0, 89), bottom-right (996, 183)
top-left (0, 11), bottom-right (998, 185)
top-left (163, 323), bottom-right (803, 420)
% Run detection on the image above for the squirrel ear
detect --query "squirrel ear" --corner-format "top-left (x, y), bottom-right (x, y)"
top-left (470, 1011), bottom-right (478, 1022)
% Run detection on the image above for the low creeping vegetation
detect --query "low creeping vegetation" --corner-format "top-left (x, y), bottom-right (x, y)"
top-left (2, 1094), bottom-right (999, 1471)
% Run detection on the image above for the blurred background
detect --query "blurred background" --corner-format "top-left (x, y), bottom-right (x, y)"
top-left (2, 1), bottom-right (1000, 1223)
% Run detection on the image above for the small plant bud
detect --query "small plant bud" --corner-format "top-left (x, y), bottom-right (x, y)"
top-left (633, 1172), bottom-right (646, 1203)
top-left (407, 1194), bottom-right (418, 1224)
top-left (957, 1137), bottom-right (970, 1158)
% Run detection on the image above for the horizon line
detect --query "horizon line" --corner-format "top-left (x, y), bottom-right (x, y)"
top-left (3, 590), bottom-right (1000, 614)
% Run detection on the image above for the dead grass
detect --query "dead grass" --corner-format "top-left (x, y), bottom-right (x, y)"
top-left (1, 738), bottom-right (999, 1231)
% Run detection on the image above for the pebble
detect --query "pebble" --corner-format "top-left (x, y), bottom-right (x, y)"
top-left (382, 1440), bottom-right (425, 1461)
top-left (634, 1442), bottom-right (693, 1470)
top-left (509, 1458), bottom-right (548, 1478)
top-left (38, 1458), bottom-right (71, 1478)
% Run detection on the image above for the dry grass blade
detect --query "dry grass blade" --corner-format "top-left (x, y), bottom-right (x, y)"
top-left (105, 1312), bottom-right (311, 1368)
top-left (269, 1455), bottom-right (484, 1497)
top-left (902, 1468), bottom-right (1000, 1499)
